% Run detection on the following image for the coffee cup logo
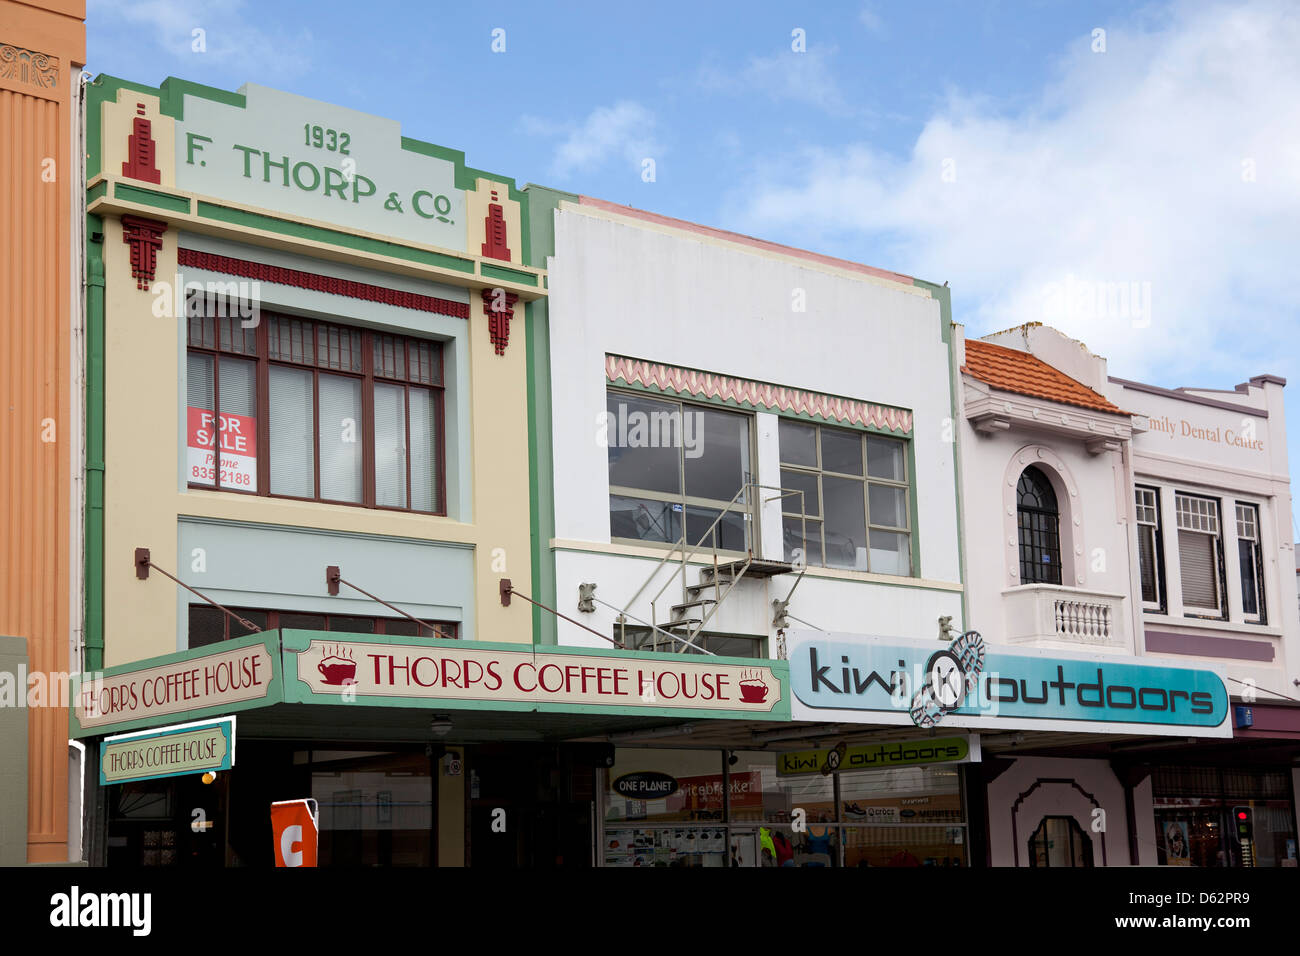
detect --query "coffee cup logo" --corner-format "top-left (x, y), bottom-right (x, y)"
top-left (739, 670), bottom-right (769, 704)
top-left (316, 644), bottom-right (356, 686)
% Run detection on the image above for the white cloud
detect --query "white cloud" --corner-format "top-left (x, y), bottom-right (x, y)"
top-left (88, 0), bottom-right (314, 80)
top-left (859, 3), bottom-right (885, 34)
top-left (698, 47), bottom-right (851, 114)
top-left (729, 0), bottom-right (1300, 385)
top-left (526, 101), bottom-right (662, 179)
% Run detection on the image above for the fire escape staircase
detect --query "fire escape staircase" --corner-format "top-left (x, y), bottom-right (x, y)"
top-left (612, 483), bottom-right (804, 653)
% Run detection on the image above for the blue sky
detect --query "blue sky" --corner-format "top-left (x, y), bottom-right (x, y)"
top-left (88, 0), bottom-right (1300, 535)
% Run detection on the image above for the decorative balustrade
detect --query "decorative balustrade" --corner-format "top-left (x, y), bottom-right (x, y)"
top-left (1001, 585), bottom-right (1128, 648)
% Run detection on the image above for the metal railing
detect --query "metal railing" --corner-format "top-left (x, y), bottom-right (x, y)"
top-left (616, 482), bottom-right (806, 648)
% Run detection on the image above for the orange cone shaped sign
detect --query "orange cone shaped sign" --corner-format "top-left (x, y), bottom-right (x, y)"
top-left (271, 798), bottom-right (319, 867)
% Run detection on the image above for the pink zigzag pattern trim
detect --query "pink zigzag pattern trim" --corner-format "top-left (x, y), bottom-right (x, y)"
top-left (605, 356), bottom-right (913, 434)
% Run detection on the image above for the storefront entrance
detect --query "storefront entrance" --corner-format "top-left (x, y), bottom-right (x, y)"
top-left (466, 744), bottom-right (598, 868)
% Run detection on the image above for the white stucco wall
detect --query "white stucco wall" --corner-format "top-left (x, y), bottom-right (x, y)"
top-left (544, 202), bottom-right (964, 653)
top-left (1110, 376), bottom-right (1299, 699)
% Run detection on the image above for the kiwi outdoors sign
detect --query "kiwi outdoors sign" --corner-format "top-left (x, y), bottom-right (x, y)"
top-left (788, 631), bottom-right (1230, 738)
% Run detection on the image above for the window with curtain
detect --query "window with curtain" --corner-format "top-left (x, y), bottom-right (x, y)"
top-left (186, 309), bottom-right (445, 514)
top-left (777, 419), bottom-right (912, 575)
top-left (1135, 486), bottom-right (1164, 610)
top-left (1016, 466), bottom-right (1062, 585)
top-left (1235, 502), bottom-right (1265, 623)
top-left (1175, 493), bottom-right (1224, 617)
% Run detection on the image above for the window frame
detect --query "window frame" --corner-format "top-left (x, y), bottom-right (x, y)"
top-left (606, 388), bottom-right (757, 554)
top-left (1234, 500), bottom-right (1266, 625)
top-left (1174, 492), bottom-right (1227, 620)
top-left (187, 604), bottom-right (458, 649)
top-left (1016, 466), bottom-right (1063, 586)
top-left (185, 308), bottom-right (447, 515)
top-left (1134, 485), bottom-right (1167, 612)
top-left (778, 418), bottom-right (913, 576)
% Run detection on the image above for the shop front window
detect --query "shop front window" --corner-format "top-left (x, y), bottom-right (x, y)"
top-left (1152, 766), bottom-right (1297, 867)
top-left (310, 750), bottom-right (433, 867)
top-left (600, 748), bottom-right (968, 867)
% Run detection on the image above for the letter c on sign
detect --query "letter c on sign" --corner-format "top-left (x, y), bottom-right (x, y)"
top-left (281, 825), bottom-right (303, 867)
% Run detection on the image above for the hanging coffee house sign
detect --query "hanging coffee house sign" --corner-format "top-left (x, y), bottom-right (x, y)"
top-left (286, 634), bottom-right (788, 719)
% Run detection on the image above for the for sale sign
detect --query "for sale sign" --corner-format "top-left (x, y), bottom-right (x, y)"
top-left (187, 407), bottom-right (257, 490)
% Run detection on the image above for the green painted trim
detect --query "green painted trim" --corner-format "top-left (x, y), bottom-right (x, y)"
top-left (906, 437), bottom-right (922, 578)
top-left (608, 378), bottom-right (914, 438)
top-left (521, 186), bottom-right (576, 645)
top-left (195, 201), bottom-right (476, 273)
top-left (112, 182), bottom-right (191, 214)
top-left (913, 279), bottom-right (969, 629)
top-left (70, 631), bottom-right (283, 739)
top-left (278, 630), bottom-right (791, 721)
top-left (84, 216), bottom-right (106, 673)
top-left (86, 181), bottom-right (108, 204)
top-left (480, 262), bottom-right (539, 286)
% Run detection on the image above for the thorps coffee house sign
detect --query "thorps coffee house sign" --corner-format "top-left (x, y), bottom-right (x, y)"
top-left (288, 635), bottom-right (787, 718)
top-left (71, 632), bottom-right (790, 739)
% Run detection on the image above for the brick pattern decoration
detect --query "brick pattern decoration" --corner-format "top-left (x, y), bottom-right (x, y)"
top-left (481, 287), bottom-right (519, 355)
top-left (481, 189), bottom-right (512, 262)
top-left (121, 104), bottom-right (161, 184)
top-left (121, 215), bottom-right (167, 290)
top-left (605, 355), bottom-right (914, 434)
top-left (177, 248), bottom-right (471, 319)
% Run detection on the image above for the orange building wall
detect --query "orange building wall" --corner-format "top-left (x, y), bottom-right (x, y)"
top-left (0, 0), bottom-right (86, 863)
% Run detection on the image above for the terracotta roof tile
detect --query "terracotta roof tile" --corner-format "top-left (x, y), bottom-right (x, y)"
top-left (963, 340), bottom-right (1125, 414)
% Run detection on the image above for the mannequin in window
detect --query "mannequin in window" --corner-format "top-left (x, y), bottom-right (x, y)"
top-left (1017, 466), bottom-right (1062, 585)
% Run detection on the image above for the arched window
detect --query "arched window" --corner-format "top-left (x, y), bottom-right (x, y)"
top-left (1017, 466), bottom-right (1062, 585)
top-left (1028, 816), bottom-right (1094, 867)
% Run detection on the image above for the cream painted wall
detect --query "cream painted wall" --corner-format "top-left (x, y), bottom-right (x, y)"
top-left (98, 94), bottom-right (536, 664)
top-left (101, 215), bottom-right (182, 667)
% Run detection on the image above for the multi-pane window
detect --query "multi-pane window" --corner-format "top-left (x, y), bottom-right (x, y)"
top-left (607, 391), bottom-right (753, 552)
top-left (1135, 487), bottom-right (1165, 610)
top-left (778, 420), bottom-right (912, 575)
top-left (1235, 502), bottom-right (1266, 623)
top-left (186, 310), bottom-right (445, 513)
top-left (621, 626), bottom-right (762, 658)
top-left (188, 604), bottom-right (457, 649)
top-left (1016, 467), bottom-right (1062, 585)
top-left (1175, 493), bottom-right (1225, 617)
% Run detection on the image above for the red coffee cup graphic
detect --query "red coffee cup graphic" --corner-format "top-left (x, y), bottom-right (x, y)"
top-left (318, 655), bottom-right (356, 686)
top-left (739, 678), bottom-right (768, 703)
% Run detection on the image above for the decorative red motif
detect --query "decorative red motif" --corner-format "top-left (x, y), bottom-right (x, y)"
top-left (176, 249), bottom-right (470, 319)
top-left (121, 104), bottom-right (161, 184)
top-left (481, 288), bottom-right (519, 355)
top-left (481, 191), bottom-right (512, 262)
top-left (605, 354), bottom-right (914, 434)
top-left (121, 215), bottom-right (167, 290)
